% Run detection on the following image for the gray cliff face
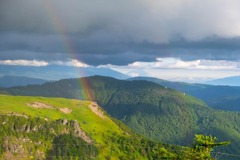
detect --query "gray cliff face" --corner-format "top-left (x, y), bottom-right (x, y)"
top-left (0, 115), bottom-right (94, 160)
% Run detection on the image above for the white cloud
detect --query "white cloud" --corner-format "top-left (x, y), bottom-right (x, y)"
top-left (0, 59), bottom-right (90, 68)
top-left (128, 58), bottom-right (239, 70)
top-left (101, 57), bottom-right (240, 82)
top-left (51, 59), bottom-right (89, 67)
top-left (130, 73), bottom-right (140, 77)
top-left (0, 59), bottom-right (48, 66)
top-left (66, 59), bottom-right (89, 68)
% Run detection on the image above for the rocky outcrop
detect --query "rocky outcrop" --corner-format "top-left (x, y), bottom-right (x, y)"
top-left (89, 102), bottom-right (105, 119)
top-left (2, 137), bottom-right (45, 160)
top-left (58, 119), bottom-right (93, 143)
top-left (0, 115), bottom-right (94, 159)
top-left (27, 102), bottom-right (54, 109)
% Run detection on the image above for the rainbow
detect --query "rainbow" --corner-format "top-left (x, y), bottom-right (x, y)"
top-left (42, 0), bottom-right (92, 100)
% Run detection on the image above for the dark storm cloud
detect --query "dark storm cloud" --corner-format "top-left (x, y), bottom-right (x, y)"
top-left (1, 0), bottom-right (240, 65)
top-left (1, 33), bottom-right (240, 65)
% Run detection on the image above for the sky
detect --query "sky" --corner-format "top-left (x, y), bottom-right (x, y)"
top-left (1, 0), bottom-right (240, 82)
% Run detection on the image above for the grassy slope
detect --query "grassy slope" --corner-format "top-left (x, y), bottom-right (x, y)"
top-left (2, 76), bottom-right (240, 157)
top-left (0, 94), bottom-right (181, 160)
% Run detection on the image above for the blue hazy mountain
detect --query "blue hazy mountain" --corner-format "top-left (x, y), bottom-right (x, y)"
top-left (0, 75), bottom-right (49, 88)
top-left (0, 65), bottom-right (130, 80)
top-left (206, 76), bottom-right (240, 86)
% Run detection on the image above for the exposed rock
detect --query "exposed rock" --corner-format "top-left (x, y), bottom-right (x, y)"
top-left (6, 113), bottom-right (28, 118)
top-left (27, 102), bottom-right (54, 109)
top-left (0, 115), bottom-right (94, 159)
top-left (72, 120), bottom-right (93, 143)
top-left (59, 119), bottom-right (93, 143)
top-left (2, 137), bottom-right (45, 160)
top-left (89, 102), bottom-right (105, 119)
top-left (62, 119), bottom-right (68, 125)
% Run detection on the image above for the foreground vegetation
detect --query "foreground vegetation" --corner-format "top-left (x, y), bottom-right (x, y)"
top-left (0, 95), bottom-right (179, 159)
top-left (0, 95), bottom-right (230, 159)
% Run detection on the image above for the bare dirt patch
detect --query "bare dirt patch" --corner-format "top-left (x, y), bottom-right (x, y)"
top-left (88, 102), bottom-right (105, 119)
top-left (27, 102), bottom-right (54, 109)
top-left (59, 108), bottom-right (72, 114)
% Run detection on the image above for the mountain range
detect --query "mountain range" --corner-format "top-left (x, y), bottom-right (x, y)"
top-left (0, 65), bottom-right (130, 81)
top-left (0, 75), bottom-right (50, 88)
top-left (206, 76), bottom-right (240, 86)
top-left (1, 76), bottom-right (240, 159)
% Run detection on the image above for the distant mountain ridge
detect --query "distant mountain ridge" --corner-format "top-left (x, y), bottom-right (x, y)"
top-left (0, 75), bottom-right (49, 88)
top-left (0, 65), bottom-right (130, 80)
top-left (206, 75), bottom-right (240, 86)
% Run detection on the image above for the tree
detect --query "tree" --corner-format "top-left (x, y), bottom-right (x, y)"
top-left (191, 134), bottom-right (231, 160)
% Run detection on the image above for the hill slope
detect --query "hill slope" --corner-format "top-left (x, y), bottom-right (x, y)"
top-left (129, 77), bottom-right (240, 111)
top-left (2, 76), bottom-right (240, 158)
top-left (0, 95), bottom-right (183, 160)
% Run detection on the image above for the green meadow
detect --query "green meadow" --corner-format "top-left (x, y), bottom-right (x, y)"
top-left (0, 95), bottom-right (181, 159)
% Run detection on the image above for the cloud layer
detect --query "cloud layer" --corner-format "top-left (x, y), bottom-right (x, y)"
top-left (1, 57), bottom-right (240, 82)
top-left (106, 57), bottom-right (240, 82)
top-left (1, 0), bottom-right (240, 68)
top-left (1, 0), bottom-right (240, 41)
top-left (129, 58), bottom-right (239, 70)
top-left (0, 60), bottom-right (49, 66)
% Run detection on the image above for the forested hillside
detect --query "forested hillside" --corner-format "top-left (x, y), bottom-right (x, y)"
top-left (2, 76), bottom-right (240, 158)
top-left (129, 77), bottom-right (240, 111)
